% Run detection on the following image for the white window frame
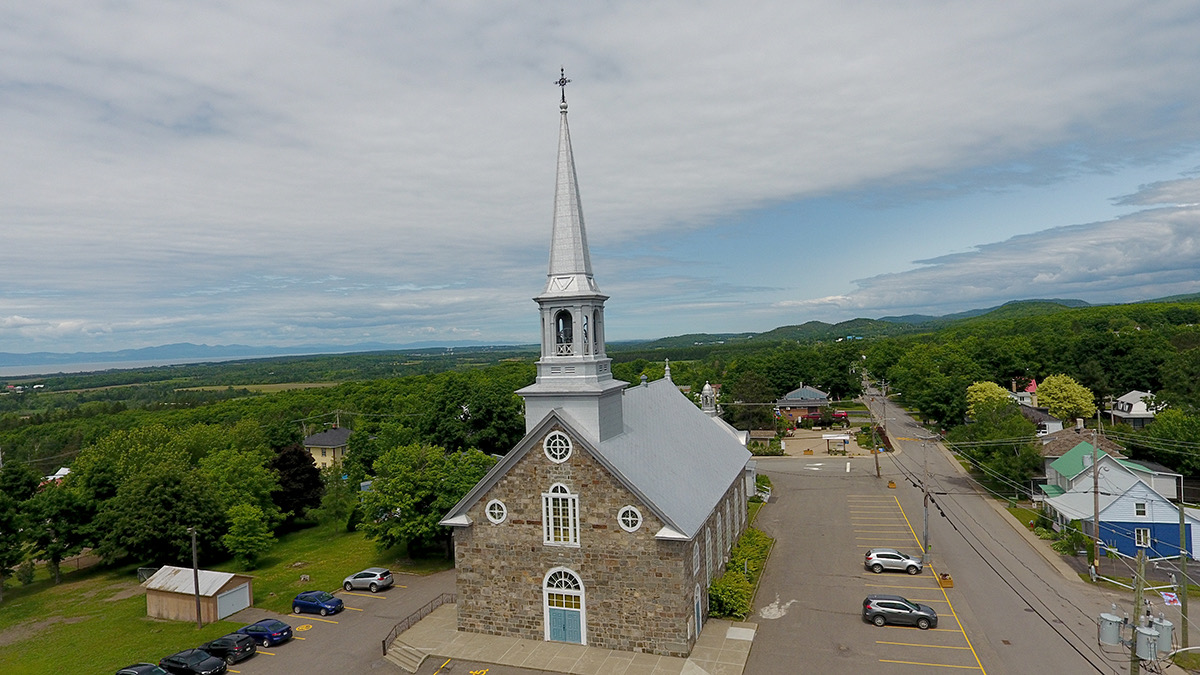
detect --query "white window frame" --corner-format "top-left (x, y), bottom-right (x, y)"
top-left (705, 527), bottom-right (713, 583)
top-left (543, 483), bottom-right (580, 546)
top-left (485, 499), bottom-right (507, 524)
top-left (543, 431), bottom-right (573, 463)
top-left (1135, 528), bottom-right (1151, 548)
top-left (693, 541), bottom-right (701, 575)
top-left (543, 567), bottom-right (587, 645)
top-left (617, 505), bottom-right (642, 532)
top-left (1135, 502), bottom-right (1147, 517)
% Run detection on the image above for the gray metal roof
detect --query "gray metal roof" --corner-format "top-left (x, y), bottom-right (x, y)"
top-left (304, 427), bottom-right (352, 447)
top-left (778, 385), bottom-right (828, 403)
top-left (442, 378), bottom-right (750, 539)
top-left (141, 565), bottom-right (240, 596)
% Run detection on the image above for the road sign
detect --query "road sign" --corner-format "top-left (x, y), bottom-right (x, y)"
top-left (1161, 592), bottom-right (1181, 606)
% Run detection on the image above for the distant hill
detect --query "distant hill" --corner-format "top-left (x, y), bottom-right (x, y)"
top-left (880, 298), bottom-right (1091, 325)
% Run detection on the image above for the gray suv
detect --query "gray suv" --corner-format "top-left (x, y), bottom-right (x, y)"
top-left (864, 548), bottom-right (922, 575)
top-left (863, 594), bottom-right (938, 629)
top-left (342, 567), bottom-right (394, 592)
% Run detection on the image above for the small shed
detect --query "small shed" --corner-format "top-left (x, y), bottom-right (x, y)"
top-left (142, 566), bottom-right (254, 624)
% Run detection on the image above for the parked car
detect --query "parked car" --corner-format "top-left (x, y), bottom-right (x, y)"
top-left (292, 589), bottom-right (344, 616)
top-left (862, 594), bottom-right (938, 629)
top-left (864, 548), bottom-right (923, 575)
top-left (198, 633), bottom-right (257, 664)
top-left (158, 649), bottom-right (228, 675)
top-left (117, 665), bottom-right (168, 675)
top-left (343, 567), bottom-right (394, 592)
top-left (236, 618), bottom-right (294, 647)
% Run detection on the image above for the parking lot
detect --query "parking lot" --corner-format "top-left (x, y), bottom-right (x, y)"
top-left (744, 455), bottom-right (992, 674)
top-left (216, 570), bottom-right (455, 675)
top-left (849, 494), bottom-right (983, 671)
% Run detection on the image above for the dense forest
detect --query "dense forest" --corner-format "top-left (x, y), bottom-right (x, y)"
top-left (2, 298), bottom-right (1200, 589)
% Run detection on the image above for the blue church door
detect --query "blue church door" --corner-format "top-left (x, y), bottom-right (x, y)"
top-left (548, 602), bottom-right (582, 643)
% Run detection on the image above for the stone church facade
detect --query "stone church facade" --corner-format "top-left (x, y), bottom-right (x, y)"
top-left (441, 79), bottom-right (751, 658)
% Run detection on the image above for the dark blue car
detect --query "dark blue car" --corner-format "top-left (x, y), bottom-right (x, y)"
top-left (292, 590), bottom-right (344, 616)
top-left (236, 619), bottom-right (293, 647)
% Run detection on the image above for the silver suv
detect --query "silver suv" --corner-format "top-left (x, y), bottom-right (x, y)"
top-left (863, 594), bottom-right (938, 629)
top-left (864, 548), bottom-right (922, 575)
top-left (342, 567), bottom-right (394, 592)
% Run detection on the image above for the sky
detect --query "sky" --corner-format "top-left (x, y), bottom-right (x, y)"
top-left (3, 1), bottom-right (1200, 355)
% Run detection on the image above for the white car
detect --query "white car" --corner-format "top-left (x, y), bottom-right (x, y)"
top-left (342, 567), bottom-right (394, 592)
top-left (864, 548), bottom-right (923, 575)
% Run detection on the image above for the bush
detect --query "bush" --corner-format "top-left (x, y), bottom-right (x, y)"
top-left (1034, 527), bottom-right (1056, 540)
top-left (729, 528), bottom-right (772, 584)
top-left (708, 570), bottom-right (752, 619)
top-left (748, 441), bottom-right (783, 456)
top-left (15, 560), bottom-right (34, 585)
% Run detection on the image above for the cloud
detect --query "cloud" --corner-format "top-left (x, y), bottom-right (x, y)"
top-left (3, 2), bottom-right (1200, 351)
top-left (779, 205), bottom-right (1200, 317)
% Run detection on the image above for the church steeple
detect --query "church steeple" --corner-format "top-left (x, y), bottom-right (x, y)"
top-left (517, 71), bottom-right (627, 443)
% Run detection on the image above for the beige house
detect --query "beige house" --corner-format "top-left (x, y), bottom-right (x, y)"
top-left (303, 427), bottom-right (352, 469)
top-left (142, 565), bottom-right (253, 624)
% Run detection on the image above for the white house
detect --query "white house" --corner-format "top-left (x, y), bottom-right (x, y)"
top-left (1109, 390), bottom-right (1160, 429)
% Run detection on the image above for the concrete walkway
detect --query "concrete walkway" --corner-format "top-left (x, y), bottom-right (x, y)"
top-left (396, 604), bottom-right (756, 675)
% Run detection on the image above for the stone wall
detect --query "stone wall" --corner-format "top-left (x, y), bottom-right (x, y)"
top-left (453, 424), bottom-right (746, 657)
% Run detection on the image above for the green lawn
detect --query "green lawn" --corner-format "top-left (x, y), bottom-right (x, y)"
top-left (0, 523), bottom-right (450, 675)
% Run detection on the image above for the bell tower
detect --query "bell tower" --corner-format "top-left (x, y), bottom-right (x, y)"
top-left (517, 71), bottom-right (627, 443)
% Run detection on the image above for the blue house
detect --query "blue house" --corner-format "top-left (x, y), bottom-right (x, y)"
top-left (1043, 468), bottom-right (1200, 560)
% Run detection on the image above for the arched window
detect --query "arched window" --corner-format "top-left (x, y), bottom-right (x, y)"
top-left (555, 310), bottom-right (573, 355)
top-left (543, 483), bottom-right (579, 546)
top-left (543, 567), bottom-right (586, 644)
top-left (581, 315), bottom-right (589, 355)
top-left (592, 309), bottom-right (600, 355)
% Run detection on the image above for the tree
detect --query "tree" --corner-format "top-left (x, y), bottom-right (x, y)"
top-left (96, 463), bottom-right (225, 565)
top-left (271, 444), bottom-right (324, 522)
top-left (199, 446), bottom-right (283, 530)
top-left (222, 504), bottom-right (274, 569)
top-left (0, 494), bottom-right (23, 603)
top-left (946, 398), bottom-right (1041, 490)
top-left (0, 461), bottom-right (42, 503)
top-left (966, 382), bottom-right (1011, 418)
top-left (360, 444), bottom-right (496, 556)
top-left (1039, 374), bottom-right (1097, 422)
top-left (343, 422), bottom-right (417, 482)
top-left (26, 482), bottom-right (90, 584)
top-left (1137, 409), bottom-right (1200, 475)
top-left (310, 466), bottom-right (360, 528)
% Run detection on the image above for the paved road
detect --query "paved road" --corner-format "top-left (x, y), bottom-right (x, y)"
top-left (744, 393), bottom-right (1132, 675)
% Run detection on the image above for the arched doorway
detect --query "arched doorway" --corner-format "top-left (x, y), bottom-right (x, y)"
top-left (543, 567), bottom-right (586, 644)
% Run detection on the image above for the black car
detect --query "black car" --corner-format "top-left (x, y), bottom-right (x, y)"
top-left (159, 649), bottom-right (228, 675)
top-left (862, 594), bottom-right (939, 629)
top-left (198, 633), bottom-right (257, 664)
top-left (116, 665), bottom-right (168, 675)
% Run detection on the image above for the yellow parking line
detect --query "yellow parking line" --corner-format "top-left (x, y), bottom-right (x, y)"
top-left (257, 650), bottom-right (276, 656)
top-left (878, 641), bottom-right (971, 650)
top-left (345, 606), bottom-right (364, 611)
top-left (879, 659), bottom-right (981, 669)
top-left (293, 636), bottom-right (306, 640)
top-left (228, 671), bottom-right (240, 674)
top-left (864, 583), bottom-right (942, 590)
top-left (895, 496), bottom-right (987, 674)
top-left (292, 615), bottom-right (338, 624)
top-left (340, 591), bottom-right (386, 599)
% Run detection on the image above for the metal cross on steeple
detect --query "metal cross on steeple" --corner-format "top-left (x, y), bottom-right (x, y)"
top-left (556, 67), bottom-right (571, 103)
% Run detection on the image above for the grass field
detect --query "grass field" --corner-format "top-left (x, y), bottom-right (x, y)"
top-left (179, 382), bottom-right (340, 393)
top-left (0, 523), bottom-right (450, 675)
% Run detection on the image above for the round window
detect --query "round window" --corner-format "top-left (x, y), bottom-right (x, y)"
top-left (543, 431), bottom-right (573, 463)
top-left (485, 499), bottom-right (507, 524)
top-left (618, 505), bottom-right (642, 532)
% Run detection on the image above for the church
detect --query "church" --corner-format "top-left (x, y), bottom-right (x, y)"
top-left (439, 77), bottom-right (752, 658)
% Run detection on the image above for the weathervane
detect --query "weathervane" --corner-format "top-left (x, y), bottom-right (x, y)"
top-left (556, 67), bottom-right (571, 103)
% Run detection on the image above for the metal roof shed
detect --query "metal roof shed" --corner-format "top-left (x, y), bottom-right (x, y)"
top-left (141, 565), bottom-right (254, 624)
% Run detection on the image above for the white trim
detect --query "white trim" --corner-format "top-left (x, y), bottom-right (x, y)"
top-left (543, 431), bottom-right (573, 463)
top-left (485, 499), bottom-right (507, 524)
top-left (617, 505), bottom-right (642, 532)
top-left (542, 567), bottom-right (587, 645)
top-left (1136, 528), bottom-right (1151, 548)
top-left (542, 483), bottom-right (580, 546)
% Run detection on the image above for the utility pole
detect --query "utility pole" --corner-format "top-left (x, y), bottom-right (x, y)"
top-left (1132, 549), bottom-right (1146, 675)
top-left (188, 526), bottom-right (202, 629)
top-left (870, 396), bottom-right (881, 478)
top-left (1093, 420), bottom-right (1102, 575)
top-left (1181, 486), bottom-right (1190, 649)
top-left (923, 436), bottom-right (930, 564)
